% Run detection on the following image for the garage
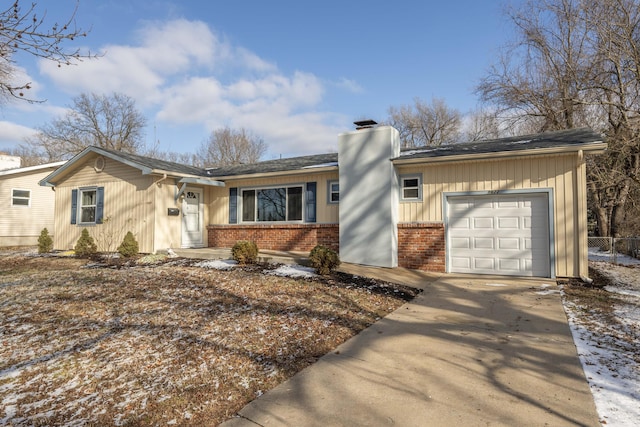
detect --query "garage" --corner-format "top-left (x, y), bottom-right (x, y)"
top-left (446, 192), bottom-right (552, 277)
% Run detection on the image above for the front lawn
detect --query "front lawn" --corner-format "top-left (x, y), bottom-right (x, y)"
top-left (0, 252), bottom-right (418, 426)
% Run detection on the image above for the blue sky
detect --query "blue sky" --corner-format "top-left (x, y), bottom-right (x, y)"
top-left (0, 0), bottom-right (518, 159)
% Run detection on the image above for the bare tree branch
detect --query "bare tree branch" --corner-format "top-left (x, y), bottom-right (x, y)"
top-left (0, 1), bottom-right (97, 103)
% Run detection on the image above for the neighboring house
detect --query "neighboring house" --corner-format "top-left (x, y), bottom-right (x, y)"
top-left (1, 161), bottom-right (66, 246)
top-left (0, 153), bottom-right (21, 170)
top-left (39, 125), bottom-right (606, 279)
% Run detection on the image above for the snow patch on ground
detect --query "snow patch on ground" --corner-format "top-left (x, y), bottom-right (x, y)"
top-left (265, 265), bottom-right (317, 278)
top-left (194, 259), bottom-right (238, 270)
top-left (563, 251), bottom-right (640, 426)
top-left (588, 247), bottom-right (640, 266)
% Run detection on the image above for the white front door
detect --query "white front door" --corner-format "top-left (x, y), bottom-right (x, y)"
top-left (446, 193), bottom-right (552, 277)
top-left (181, 188), bottom-right (204, 248)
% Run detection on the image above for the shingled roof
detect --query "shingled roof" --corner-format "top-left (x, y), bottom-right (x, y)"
top-left (95, 147), bottom-right (208, 176)
top-left (41, 128), bottom-right (606, 187)
top-left (205, 153), bottom-right (338, 178)
top-left (396, 127), bottom-right (604, 161)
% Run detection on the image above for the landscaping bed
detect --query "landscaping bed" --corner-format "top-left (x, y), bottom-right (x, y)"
top-left (0, 251), bottom-right (419, 426)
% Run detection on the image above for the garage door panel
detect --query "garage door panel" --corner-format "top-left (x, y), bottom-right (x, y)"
top-left (447, 193), bottom-right (551, 277)
top-left (449, 217), bottom-right (470, 229)
top-left (474, 258), bottom-right (495, 270)
top-left (497, 198), bottom-right (519, 208)
top-left (498, 258), bottom-right (521, 271)
top-left (473, 237), bottom-right (494, 249)
top-left (474, 200), bottom-right (494, 209)
top-left (472, 217), bottom-right (493, 228)
top-left (450, 237), bottom-right (471, 249)
top-left (497, 217), bottom-right (519, 229)
top-left (450, 257), bottom-right (471, 269)
top-left (497, 237), bottom-right (520, 250)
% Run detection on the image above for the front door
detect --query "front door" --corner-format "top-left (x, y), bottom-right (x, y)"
top-left (181, 188), bottom-right (204, 248)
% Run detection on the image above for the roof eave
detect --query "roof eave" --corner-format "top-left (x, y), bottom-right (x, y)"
top-left (392, 142), bottom-right (607, 165)
top-left (147, 169), bottom-right (205, 179)
top-left (209, 165), bottom-right (339, 181)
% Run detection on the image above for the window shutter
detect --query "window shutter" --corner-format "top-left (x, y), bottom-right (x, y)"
top-left (96, 187), bottom-right (105, 224)
top-left (70, 189), bottom-right (78, 224)
top-left (229, 187), bottom-right (238, 224)
top-left (305, 182), bottom-right (316, 223)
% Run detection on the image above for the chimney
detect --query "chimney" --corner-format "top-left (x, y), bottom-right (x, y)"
top-left (353, 119), bottom-right (377, 130)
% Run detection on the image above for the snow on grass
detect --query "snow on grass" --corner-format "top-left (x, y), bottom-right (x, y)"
top-left (0, 254), bottom-right (417, 426)
top-left (588, 247), bottom-right (640, 266)
top-left (561, 253), bottom-right (640, 426)
top-left (193, 259), bottom-right (238, 270)
top-left (265, 264), bottom-right (317, 278)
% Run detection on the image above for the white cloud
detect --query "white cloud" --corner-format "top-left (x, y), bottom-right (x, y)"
top-left (334, 77), bottom-right (364, 94)
top-left (0, 121), bottom-right (38, 145)
top-left (30, 17), bottom-right (351, 156)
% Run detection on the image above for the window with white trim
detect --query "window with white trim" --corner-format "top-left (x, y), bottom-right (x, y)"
top-left (400, 174), bottom-right (422, 201)
top-left (241, 185), bottom-right (303, 222)
top-left (327, 180), bottom-right (339, 203)
top-left (79, 188), bottom-right (97, 223)
top-left (11, 189), bottom-right (30, 207)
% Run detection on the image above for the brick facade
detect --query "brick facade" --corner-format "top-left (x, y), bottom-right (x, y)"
top-left (207, 224), bottom-right (339, 252)
top-left (397, 223), bottom-right (445, 272)
top-left (207, 222), bottom-right (446, 272)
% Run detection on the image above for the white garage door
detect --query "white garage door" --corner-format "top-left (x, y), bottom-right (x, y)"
top-left (446, 193), bottom-right (551, 277)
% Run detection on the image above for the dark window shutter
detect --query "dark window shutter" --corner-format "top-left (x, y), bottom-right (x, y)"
top-left (229, 187), bottom-right (238, 224)
top-left (96, 187), bottom-right (105, 224)
top-left (70, 189), bottom-right (78, 224)
top-left (305, 182), bottom-right (316, 223)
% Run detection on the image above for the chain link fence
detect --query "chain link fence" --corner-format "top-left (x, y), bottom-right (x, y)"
top-left (588, 237), bottom-right (640, 263)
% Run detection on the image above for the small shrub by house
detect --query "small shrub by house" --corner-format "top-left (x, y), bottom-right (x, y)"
top-left (117, 231), bottom-right (139, 258)
top-left (37, 228), bottom-right (53, 254)
top-left (74, 228), bottom-right (97, 258)
top-left (232, 240), bottom-right (258, 265)
top-left (309, 245), bottom-right (340, 275)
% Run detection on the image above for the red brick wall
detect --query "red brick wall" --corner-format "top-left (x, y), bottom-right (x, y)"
top-left (208, 222), bottom-right (445, 272)
top-left (207, 224), bottom-right (339, 252)
top-left (397, 223), bottom-right (445, 272)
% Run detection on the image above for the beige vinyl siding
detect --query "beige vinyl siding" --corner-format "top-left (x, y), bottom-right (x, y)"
top-left (153, 180), bottom-right (183, 251)
top-left (0, 169), bottom-right (57, 246)
top-left (397, 153), bottom-right (586, 278)
top-left (207, 171), bottom-right (339, 225)
top-left (52, 160), bottom-right (157, 253)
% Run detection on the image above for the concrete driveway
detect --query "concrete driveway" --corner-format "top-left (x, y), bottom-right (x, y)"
top-left (220, 268), bottom-right (600, 427)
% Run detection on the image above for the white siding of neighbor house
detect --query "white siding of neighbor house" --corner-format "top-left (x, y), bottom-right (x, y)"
top-left (1, 168), bottom-right (58, 246)
top-left (396, 153), bottom-right (588, 278)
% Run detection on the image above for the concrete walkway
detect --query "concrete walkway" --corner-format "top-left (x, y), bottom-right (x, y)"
top-left (219, 270), bottom-right (600, 426)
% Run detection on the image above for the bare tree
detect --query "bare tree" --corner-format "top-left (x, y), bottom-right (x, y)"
top-left (477, 0), bottom-right (640, 237)
top-left (0, 1), bottom-right (95, 103)
top-left (197, 127), bottom-right (266, 167)
top-left (463, 108), bottom-right (503, 141)
top-left (21, 92), bottom-right (147, 161)
top-left (387, 97), bottom-right (461, 147)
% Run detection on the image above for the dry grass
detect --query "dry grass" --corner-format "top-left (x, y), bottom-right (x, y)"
top-left (0, 252), bottom-right (419, 426)
top-left (562, 265), bottom-right (640, 364)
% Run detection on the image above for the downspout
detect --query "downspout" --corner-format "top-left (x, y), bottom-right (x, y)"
top-left (576, 149), bottom-right (592, 284)
top-left (154, 173), bottom-right (168, 186)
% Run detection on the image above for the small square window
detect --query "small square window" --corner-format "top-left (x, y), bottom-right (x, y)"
top-left (12, 189), bottom-right (30, 207)
top-left (401, 175), bottom-right (422, 201)
top-left (328, 180), bottom-right (339, 203)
